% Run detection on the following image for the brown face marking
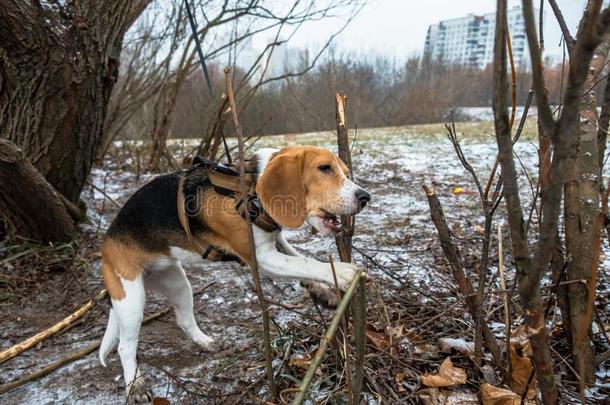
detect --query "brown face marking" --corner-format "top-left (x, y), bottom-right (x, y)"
top-left (299, 147), bottom-right (349, 217)
top-left (257, 146), bottom-right (350, 228)
top-left (256, 149), bottom-right (306, 228)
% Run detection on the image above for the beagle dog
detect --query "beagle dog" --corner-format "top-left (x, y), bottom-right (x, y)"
top-left (98, 146), bottom-right (370, 401)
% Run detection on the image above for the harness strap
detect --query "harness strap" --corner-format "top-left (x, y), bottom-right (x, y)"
top-left (235, 195), bottom-right (278, 233)
top-left (208, 170), bottom-right (253, 195)
top-left (177, 176), bottom-right (227, 261)
top-left (196, 157), bottom-right (279, 233)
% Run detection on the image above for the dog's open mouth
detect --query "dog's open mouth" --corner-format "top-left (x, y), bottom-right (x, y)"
top-left (320, 210), bottom-right (341, 233)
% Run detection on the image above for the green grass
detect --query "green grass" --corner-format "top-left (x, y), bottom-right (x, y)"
top-left (246, 118), bottom-right (539, 149)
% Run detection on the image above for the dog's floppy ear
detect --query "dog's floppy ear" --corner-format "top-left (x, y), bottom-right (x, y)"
top-left (256, 150), bottom-right (306, 228)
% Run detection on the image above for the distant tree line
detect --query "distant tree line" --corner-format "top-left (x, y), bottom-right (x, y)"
top-left (154, 53), bottom-right (572, 140)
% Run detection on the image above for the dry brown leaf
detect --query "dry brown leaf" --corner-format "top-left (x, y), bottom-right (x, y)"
top-left (289, 353), bottom-right (311, 370)
top-left (395, 372), bottom-right (407, 393)
top-left (367, 323), bottom-right (420, 356)
top-left (152, 398), bottom-right (171, 405)
top-left (509, 344), bottom-right (536, 399)
top-left (402, 327), bottom-right (424, 345)
top-left (421, 357), bottom-right (467, 387)
top-left (480, 383), bottom-right (520, 405)
top-left (366, 324), bottom-right (390, 351)
top-left (388, 324), bottom-right (407, 340)
top-left (387, 324), bottom-right (420, 341)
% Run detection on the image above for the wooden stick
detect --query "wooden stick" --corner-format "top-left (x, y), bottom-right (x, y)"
top-left (334, 92), bottom-right (354, 262)
top-left (223, 66), bottom-right (277, 400)
top-left (422, 185), bottom-right (502, 365)
top-left (333, 91), bottom-right (365, 403)
top-left (0, 283), bottom-right (214, 396)
top-left (351, 270), bottom-right (366, 404)
top-left (329, 255), bottom-right (353, 405)
top-left (0, 306), bottom-right (170, 396)
top-left (505, 14), bottom-right (517, 132)
top-left (292, 272), bottom-right (364, 405)
top-left (86, 180), bottom-right (122, 208)
top-left (482, 19), bottom-right (517, 203)
top-left (0, 289), bottom-right (107, 364)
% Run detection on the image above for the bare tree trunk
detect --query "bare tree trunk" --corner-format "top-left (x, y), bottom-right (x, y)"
top-left (0, 1), bottom-right (150, 204)
top-left (564, 41), bottom-right (608, 385)
top-left (0, 1), bottom-right (150, 242)
top-left (597, 74), bottom-right (610, 169)
top-left (597, 66), bottom-right (610, 241)
top-left (538, 121), bottom-right (570, 336)
top-left (0, 140), bottom-right (76, 242)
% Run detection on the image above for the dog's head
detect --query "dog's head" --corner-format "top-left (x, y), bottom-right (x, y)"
top-left (256, 146), bottom-right (370, 235)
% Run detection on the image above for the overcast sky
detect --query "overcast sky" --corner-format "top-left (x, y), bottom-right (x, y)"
top-left (258, 0), bottom-right (588, 63)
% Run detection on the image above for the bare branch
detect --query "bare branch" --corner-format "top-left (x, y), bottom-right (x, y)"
top-left (521, 0), bottom-right (556, 135)
top-left (548, 0), bottom-right (576, 54)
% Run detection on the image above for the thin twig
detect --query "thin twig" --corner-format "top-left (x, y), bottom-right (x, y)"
top-left (292, 271), bottom-right (364, 405)
top-left (87, 181), bottom-right (122, 208)
top-left (223, 66), bottom-right (277, 400)
top-left (328, 254), bottom-right (353, 405)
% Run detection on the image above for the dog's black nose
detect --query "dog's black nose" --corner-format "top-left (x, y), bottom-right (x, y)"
top-left (356, 188), bottom-right (371, 209)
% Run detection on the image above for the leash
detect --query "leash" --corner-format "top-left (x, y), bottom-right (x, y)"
top-left (183, 0), bottom-right (233, 164)
top-left (180, 3), bottom-right (271, 254)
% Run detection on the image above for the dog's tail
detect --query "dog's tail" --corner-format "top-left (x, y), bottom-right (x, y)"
top-left (99, 307), bottom-right (119, 367)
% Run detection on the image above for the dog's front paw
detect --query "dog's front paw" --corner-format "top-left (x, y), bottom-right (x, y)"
top-left (126, 376), bottom-right (152, 404)
top-left (302, 281), bottom-right (340, 309)
top-left (332, 262), bottom-right (363, 290)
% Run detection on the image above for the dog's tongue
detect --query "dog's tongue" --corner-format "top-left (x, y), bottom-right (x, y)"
top-left (323, 216), bottom-right (341, 232)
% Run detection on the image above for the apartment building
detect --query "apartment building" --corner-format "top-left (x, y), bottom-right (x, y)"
top-left (424, 5), bottom-right (537, 69)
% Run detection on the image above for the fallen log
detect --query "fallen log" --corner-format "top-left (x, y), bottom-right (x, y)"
top-left (0, 139), bottom-right (76, 242)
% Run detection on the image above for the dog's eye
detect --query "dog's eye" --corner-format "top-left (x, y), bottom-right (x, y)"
top-left (318, 164), bottom-right (332, 174)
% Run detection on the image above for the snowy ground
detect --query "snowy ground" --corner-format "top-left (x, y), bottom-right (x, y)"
top-left (1, 120), bottom-right (609, 403)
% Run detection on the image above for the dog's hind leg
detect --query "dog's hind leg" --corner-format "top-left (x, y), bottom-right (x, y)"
top-left (145, 258), bottom-right (215, 349)
top-left (112, 275), bottom-right (150, 403)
